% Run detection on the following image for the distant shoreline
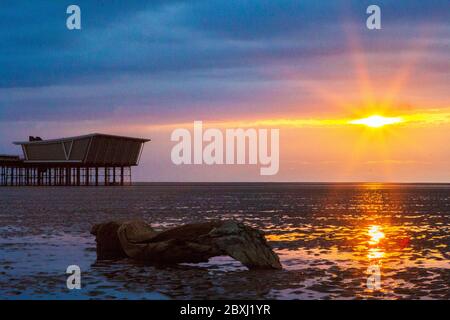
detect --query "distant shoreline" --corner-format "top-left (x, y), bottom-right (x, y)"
top-left (131, 182), bottom-right (450, 187)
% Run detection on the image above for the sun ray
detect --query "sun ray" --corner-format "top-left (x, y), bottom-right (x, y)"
top-left (343, 23), bottom-right (376, 108)
top-left (382, 26), bottom-right (434, 109)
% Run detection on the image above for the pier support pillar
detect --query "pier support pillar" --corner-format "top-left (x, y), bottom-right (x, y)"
top-left (66, 167), bottom-right (70, 186)
top-left (86, 167), bottom-right (90, 186)
top-left (76, 168), bottom-right (80, 186)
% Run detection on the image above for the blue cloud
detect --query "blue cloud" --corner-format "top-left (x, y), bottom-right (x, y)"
top-left (0, 0), bottom-right (448, 122)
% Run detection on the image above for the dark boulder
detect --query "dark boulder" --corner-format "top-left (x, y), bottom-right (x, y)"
top-left (90, 221), bottom-right (127, 260)
top-left (91, 220), bottom-right (282, 270)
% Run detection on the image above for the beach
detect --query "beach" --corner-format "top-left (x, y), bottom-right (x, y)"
top-left (0, 183), bottom-right (449, 299)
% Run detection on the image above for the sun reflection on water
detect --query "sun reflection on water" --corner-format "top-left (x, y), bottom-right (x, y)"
top-left (365, 225), bottom-right (385, 292)
top-left (368, 248), bottom-right (385, 260)
top-left (368, 225), bottom-right (385, 245)
top-left (366, 225), bottom-right (386, 261)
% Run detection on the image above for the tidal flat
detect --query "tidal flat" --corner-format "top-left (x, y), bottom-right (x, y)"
top-left (0, 183), bottom-right (448, 299)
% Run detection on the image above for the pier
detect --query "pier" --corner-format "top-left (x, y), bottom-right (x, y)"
top-left (0, 133), bottom-right (149, 186)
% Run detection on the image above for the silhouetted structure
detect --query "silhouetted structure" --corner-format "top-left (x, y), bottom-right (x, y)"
top-left (0, 133), bottom-right (150, 186)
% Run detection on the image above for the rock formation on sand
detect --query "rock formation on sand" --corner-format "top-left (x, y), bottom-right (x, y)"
top-left (91, 220), bottom-right (282, 270)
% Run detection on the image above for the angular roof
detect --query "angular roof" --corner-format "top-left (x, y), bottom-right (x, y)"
top-left (13, 133), bottom-right (150, 145)
top-left (13, 133), bottom-right (150, 166)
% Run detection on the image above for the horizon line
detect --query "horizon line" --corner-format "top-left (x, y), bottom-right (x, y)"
top-left (131, 181), bottom-right (450, 185)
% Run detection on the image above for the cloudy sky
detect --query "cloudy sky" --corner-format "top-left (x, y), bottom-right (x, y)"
top-left (0, 0), bottom-right (449, 182)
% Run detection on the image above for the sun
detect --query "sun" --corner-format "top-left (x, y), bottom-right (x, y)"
top-left (349, 115), bottom-right (403, 128)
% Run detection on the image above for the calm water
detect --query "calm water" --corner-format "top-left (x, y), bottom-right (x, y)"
top-left (0, 183), bottom-right (449, 299)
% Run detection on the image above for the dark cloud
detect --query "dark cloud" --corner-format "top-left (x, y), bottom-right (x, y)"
top-left (0, 0), bottom-right (448, 121)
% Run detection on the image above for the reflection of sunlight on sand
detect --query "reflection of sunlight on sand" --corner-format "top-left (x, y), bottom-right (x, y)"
top-left (368, 225), bottom-right (385, 245)
top-left (368, 248), bottom-right (385, 260)
top-left (273, 220), bottom-right (449, 299)
top-left (365, 225), bottom-right (385, 292)
top-left (271, 222), bottom-right (450, 273)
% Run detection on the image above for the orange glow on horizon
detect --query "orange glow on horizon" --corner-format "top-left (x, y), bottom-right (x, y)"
top-left (139, 109), bottom-right (450, 131)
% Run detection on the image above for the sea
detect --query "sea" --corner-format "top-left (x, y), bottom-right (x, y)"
top-left (0, 183), bottom-right (448, 299)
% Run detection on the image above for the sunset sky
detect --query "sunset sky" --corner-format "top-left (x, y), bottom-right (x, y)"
top-left (0, 0), bottom-right (449, 182)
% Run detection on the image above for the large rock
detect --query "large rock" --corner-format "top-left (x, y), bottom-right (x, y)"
top-left (91, 220), bottom-right (282, 270)
top-left (90, 221), bottom-right (127, 260)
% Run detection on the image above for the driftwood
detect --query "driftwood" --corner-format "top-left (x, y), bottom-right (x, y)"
top-left (91, 220), bottom-right (282, 270)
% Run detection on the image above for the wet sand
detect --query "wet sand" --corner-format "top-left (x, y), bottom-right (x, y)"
top-left (0, 183), bottom-right (449, 299)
